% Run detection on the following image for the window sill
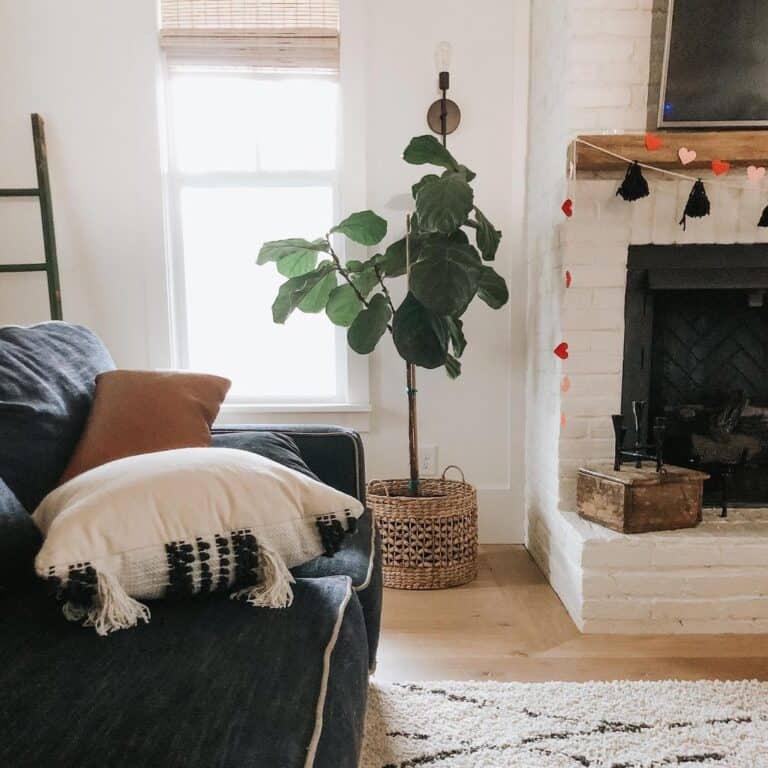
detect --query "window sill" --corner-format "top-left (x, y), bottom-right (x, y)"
top-left (216, 402), bottom-right (372, 432)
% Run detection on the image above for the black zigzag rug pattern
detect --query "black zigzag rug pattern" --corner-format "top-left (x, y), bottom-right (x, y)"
top-left (361, 680), bottom-right (768, 768)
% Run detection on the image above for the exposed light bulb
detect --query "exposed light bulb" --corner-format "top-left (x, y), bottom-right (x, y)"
top-left (435, 41), bottom-right (452, 73)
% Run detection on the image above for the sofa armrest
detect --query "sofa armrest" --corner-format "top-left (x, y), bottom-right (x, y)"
top-left (211, 424), bottom-right (366, 502)
top-left (210, 424), bottom-right (381, 670)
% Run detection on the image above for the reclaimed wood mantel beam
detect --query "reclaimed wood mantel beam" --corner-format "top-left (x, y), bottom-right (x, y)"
top-left (575, 131), bottom-right (768, 172)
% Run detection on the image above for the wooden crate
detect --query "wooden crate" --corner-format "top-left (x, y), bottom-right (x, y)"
top-left (577, 464), bottom-right (710, 534)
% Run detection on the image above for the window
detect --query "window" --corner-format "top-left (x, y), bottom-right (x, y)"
top-left (161, 1), bottom-right (358, 406)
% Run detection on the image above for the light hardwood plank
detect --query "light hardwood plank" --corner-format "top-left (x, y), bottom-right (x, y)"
top-left (374, 545), bottom-right (768, 682)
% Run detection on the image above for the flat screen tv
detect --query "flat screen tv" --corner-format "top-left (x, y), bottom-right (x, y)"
top-left (659, 0), bottom-right (768, 127)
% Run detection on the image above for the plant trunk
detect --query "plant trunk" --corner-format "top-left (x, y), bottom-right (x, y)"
top-left (407, 362), bottom-right (419, 496)
top-left (404, 211), bottom-right (420, 497)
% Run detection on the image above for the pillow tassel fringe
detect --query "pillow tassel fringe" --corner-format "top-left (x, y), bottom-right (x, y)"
top-left (76, 571), bottom-right (151, 636)
top-left (231, 545), bottom-right (295, 609)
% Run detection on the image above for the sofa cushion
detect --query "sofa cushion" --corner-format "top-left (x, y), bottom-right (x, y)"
top-left (0, 478), bottom-right (41, 590)
top-left (213, 425), bottom-right (366, 500)
top-left (0, 323), bottom-right (115, 511)
top-left (211, 429), bottom-right (321, 480)
top-left (0, 576), bottom-right (369, 768)
top-left (59, 370), bottom-right (231, 484)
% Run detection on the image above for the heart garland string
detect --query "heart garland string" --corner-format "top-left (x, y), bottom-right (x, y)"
top-left (574, 138), bottom-right (768, 229)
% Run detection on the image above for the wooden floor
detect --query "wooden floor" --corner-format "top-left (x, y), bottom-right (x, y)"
top-left (373, 545), bottom-right (768, 682)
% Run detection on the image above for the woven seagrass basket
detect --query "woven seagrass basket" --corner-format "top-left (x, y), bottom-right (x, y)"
top-left (367, 466), bottom-right (478, 590)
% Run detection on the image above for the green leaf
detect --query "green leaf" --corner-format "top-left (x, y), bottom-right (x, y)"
top-left (298, 271), bottom-right (337, 313)
top-left (331, 210), bottom-right (387, 246)
top-left (409, 241), bottom-right (482, 316)
top-left (412, 173), bottom-right (439, 199)
top-left (257, 238), bottom-right (329, 277)
top-left (474, 207), bottom-right (502, 261)
top-left (326, 284), bottom-right (364, 327)
top-left (415, 172), bottom-right (474, 235)
top-left (445, 317), bottom-right (467, 358)
top-left (351, 267), bottom-right (379, 297)
top-left (445, 353), bottom-right (462, 379)
top-left (347, 293), bottom-right (391, 354)
top-left (456, 164), bottom-right (476, 182)
top-left (375, 238), bottom-right (409, 278)
top-left (476, 265), bottom-right (509, 309)
top-left (392, 292), bottom-right (448, 369)
top-left (271, 262), bottom-right (335, 323)
top-left (403, 135), bottom-right (459, 172)
top-left (448, 229), bottom-right (469, 244)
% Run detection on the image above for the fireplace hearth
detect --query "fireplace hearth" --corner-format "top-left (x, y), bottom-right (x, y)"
top-left (622, 245), bottom-right (768, 511)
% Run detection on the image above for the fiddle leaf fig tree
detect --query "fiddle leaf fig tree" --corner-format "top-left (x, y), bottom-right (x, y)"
top-left (257, 135), bottom-right (508, 494)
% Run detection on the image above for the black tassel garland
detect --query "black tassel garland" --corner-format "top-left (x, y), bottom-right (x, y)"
top-left (616, 161), bottom-right (649, 202)
top-left (758, 204), bottom-right (768, 227)
top-left (679, 179), bottom-right (710, 230)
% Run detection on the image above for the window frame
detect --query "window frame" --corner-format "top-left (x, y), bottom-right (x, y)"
top-left (160, 7), bottom-right (370, 421)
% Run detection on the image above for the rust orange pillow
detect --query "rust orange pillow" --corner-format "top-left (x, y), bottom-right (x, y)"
top-left (58, 370), bottom-right (231, 484)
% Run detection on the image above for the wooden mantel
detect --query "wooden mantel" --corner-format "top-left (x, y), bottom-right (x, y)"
top-left (575, 131), bottom-right (768, 172)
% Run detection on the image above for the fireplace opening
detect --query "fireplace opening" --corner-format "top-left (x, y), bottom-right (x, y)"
top-left (622, 245), bottom-right (768, 509)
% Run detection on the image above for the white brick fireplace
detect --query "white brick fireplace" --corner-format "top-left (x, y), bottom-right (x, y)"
top-left (526, 0), bottom-right (768, 633)
top-left (524, 0), bottom-right (768, 634)
top-left (527, 175), bottom-right (768, 633)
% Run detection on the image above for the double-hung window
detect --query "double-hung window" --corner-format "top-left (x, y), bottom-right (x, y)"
top-left (161, 1), bottom-right (355, 407)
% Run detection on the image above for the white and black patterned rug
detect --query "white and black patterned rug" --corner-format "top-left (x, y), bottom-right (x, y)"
top-left (361, 680), bottom-right (768, 768)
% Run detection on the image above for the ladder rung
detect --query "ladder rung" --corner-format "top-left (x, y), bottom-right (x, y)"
top-left (0, 263), bottom-right (48, 273)
top-left (0, 188), bottom-right (39, 197)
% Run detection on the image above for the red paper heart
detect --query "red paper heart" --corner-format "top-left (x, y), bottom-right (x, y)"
top-left (565, 270), bottom-right (573, 288)
top-left (712, 159), bottom-right (731, 176)
top-left (561, 198), bottom-right (573, 217)
top-left (561, 375), bottom-right (571, 393)
top-left (554, 342), bottom-right (569, 360)
top-left (560, 412), bottom-right (567, 427)
top-left (645, 133), bottom-right (663, 151)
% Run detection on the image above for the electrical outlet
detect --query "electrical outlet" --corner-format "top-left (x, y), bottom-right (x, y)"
top-left (419, 444), bottom-right (438, 476)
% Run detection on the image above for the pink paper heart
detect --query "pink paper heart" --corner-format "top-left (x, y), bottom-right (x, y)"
top-left (678, 147), bottom-right (696, 165)
top-left (748, 165), bottom-right (766, 183)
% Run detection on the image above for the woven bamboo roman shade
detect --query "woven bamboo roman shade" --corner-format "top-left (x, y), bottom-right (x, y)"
top-left (160, 0), bottom-right (340, 70)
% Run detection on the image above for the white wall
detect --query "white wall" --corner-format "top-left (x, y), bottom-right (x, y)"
top-left (0, 0), bottom-right (530, 542)
top-left (358, 0), bottom-right (530, 542)
top-left (0, 0), bottom-right (171, 367)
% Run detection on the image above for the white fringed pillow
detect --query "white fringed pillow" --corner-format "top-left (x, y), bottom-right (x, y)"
top-left (32, 447), bottom-right (364, 635)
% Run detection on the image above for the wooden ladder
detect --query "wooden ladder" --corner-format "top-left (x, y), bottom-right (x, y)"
top-left (0, 114), bottom-right (62, 320)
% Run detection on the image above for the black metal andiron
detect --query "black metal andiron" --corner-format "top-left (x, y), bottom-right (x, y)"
top-left (612, 400), bottom-right (667, 473)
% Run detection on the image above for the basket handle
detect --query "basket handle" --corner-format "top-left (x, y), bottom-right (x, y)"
top-left (441, 465), bottom-right (466, 482)
top-left (367, 479), bottom-right (390, 497)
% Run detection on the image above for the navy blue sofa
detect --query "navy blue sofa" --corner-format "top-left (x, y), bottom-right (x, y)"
top-left (0, 322), bottom-right (381, 768)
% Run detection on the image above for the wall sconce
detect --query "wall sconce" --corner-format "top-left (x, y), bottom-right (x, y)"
top-left (427, 41), bottom-right (461, 146)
